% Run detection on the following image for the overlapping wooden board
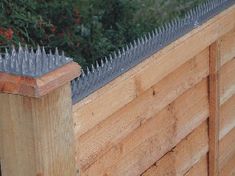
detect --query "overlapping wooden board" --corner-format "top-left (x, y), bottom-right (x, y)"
top-left (184, 155), bottom-right (208, 176)
top-left (141, 122), bottom-right (208, 176)
top-left (80, 80), bottom-right (209, 176)
top-left (220, 95), bottom-right (235, 139)
top-left (77, 49), bottom-right (209, 169)
top-left (73, 4), bottom-right (235, 139)
top-left (220, 58), bottom-right (235, 105)
top-left (220, 152), bottom-right (235, 176)
top-left (220, 29), bottom-right (235, 66)
top-left (219, 127), bottom-right (235, 170)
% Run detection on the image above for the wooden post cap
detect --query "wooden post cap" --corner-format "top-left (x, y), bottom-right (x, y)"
top-left (0, 45), bottom-right (81, 97)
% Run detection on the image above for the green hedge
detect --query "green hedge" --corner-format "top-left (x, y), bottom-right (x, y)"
top-left (0, 0), bottom-right (204, 68)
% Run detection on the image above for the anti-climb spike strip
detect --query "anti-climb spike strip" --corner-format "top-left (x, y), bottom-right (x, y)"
top-left (74, 0), bottom-right (235, 103)
top-left (0, 44), bottom-right (72, 77)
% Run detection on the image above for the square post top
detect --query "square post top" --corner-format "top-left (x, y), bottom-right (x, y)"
top-left (0, 45), bottom-right (80, 97)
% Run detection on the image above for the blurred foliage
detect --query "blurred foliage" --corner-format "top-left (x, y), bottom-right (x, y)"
top-left (0, 0), bottom-right (205, 68)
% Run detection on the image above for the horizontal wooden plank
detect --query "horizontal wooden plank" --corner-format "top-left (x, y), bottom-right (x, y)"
top-left (141, 122), bottom-right (208, 176)
top-left (184, 155), bottom-right (208, 176)
top-left (220, 95), bottom-right (235, 139)
top-left (81, 80), bottom-right (209, 176)
top-left (220, 58), bottom-right (235, 105)
top-left (220, 29), bottom-right (235, 66)
top-left (77, 49), bottom-right (209, 169)
top-left (219, 127), bottom-right (235, 170)
top-left (73, 4), bottom-right (235, 137)
top-left (220, 151), bottom-right (235, 176)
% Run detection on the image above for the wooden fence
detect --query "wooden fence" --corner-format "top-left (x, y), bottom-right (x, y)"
top-left (73, 4), bottom-right (235, 176)
top-left (0, 3), bottom-right (235, 176)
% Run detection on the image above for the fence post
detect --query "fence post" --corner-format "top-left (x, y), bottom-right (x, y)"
top-left (0, 46), bottom-right (80, 176)
top-left (209, 41), bottom-right (221, 176)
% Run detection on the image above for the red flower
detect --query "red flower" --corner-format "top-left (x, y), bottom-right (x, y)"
top-left (0, 28), bottom-right (14, 40)
top-left (5, 28), bottom-right (14, 40)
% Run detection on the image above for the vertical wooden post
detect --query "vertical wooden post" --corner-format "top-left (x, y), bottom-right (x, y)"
top-left (0, 60), bottom-right (80, 175)
top-left (209, 41), bottom-right (221, 176)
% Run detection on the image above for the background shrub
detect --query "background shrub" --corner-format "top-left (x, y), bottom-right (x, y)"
top-left (0, 0), bottom-right (204, 68)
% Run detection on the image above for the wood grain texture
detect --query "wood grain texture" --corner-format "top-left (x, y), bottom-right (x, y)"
top-left (73, 4), bottom-right (235, 138)
top-left (184, 155), bottom-right (208, 176)
top-left (220, 95), bottom-right (235, 140)
top-left (209, 41), bottom-right (221, 176)
top-left (80, 80), bottom-right (209, 176)
top-left (220, 58), bottom-right (235, 105)
top-left (0, 62), bottom-right (80, 97)
top-left (0, 84), bottom-right (76, 176)
top-left (220, 151), bottom-right (235, 176)
top-left (219, 127), bottom-right (235, 171)
top-left (76, 49), bottom-right (209, 170)
top-left (141, 122), bottom-right (208, 176)
top-left (220, 28), bottom-right (235, 66)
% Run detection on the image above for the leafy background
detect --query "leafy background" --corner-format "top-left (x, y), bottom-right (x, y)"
top-left (0, 0), bottom-right (205, 68)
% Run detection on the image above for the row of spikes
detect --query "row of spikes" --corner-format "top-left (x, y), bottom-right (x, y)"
top-left (0, 44), bottom-right (72, 77)
top-left (71, 0), bottom-right (234, 103)
top-left (78, 0), bottom-right (231, 77)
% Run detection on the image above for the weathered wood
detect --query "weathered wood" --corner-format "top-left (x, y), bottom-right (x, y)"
top-left (219, 127), bottom-right (235, 170)
top-left (0, 84), bottom-right (76, 176)
top-left (81, 80), bottom-right (209, 176)
top-left (184, 155), bottom-right (208, 176)
top-left (220, 152), bottom-right (235, 176)
top-left (77, 49), bottom-right (209, 169)
top-left (0, 62), bottom-right (80, 98)
top-left (220, 95), bottom-right (235, 139)
top-left (142, 122), bottom-right (208, 176)
top-left (220, 58), bottom-right (235, 105)
top-left (220, 28), bottom-right (235, 66)
top-left (73, 4), bottom-right (235, 138)
top-left (209, 41), bottom-right (221, 176)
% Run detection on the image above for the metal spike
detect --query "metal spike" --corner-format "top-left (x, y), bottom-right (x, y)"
top-left (122, 47), bottom-right (126, 54)
top-left (105, 57), bottom-right (108, 63)
top-left (109, 55), bottom-right (113, 63)
top-left (0, 54), bottom-right (3, 68)
top-left (81, 69), bottom-right (85, 77)
top-left (18, 43), bottom-right (23, 53)
top-left (22, 48), bottom-right (28, 74)
top-left (55, 47), bottom-right (59, 66)
top-left (101, 59), bottom-right (104, 67)
top-left (61, 51), bottom-right (66, 63)
top-left (114, 51), bottom-right (118, 59)
top-left (133, 40), bottom-right (138, 47)
top-left (86, 67), bottom-right (90, 75)
top-left (125, 44), bottom-right (130, 51)
top-left (91, 64), bottom-right (95, 72)
top-left (42, 46), bottom-right (48, 72)
top-left (11, 45), bottom-right (16, 57)
top-left (49, 50), bottom-right (54, 69)
top-left (29, 47), bottom-right (35, 74)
